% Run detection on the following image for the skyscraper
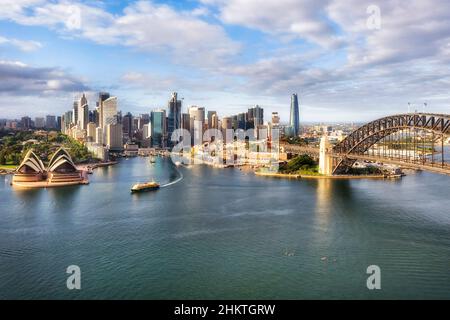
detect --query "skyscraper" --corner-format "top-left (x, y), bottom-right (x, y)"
top-left (106, 123), bottom-right (123, 151)
top-left (97, 91), bottom-right (110, 129)
top-left (248, 105), bottom-right (264, 128)
top-left (151, 110), bottom-right (167, 148)
top-left (46, 115), bottom-right (56, 129)
top-left (290, 93), bottom-right (300, 136)
top-left (72, 101), bottom-right (78, 125)
top-left (207, 111), bottom-right (217, 129)
top-left (102, 96), bottom-right (118, 143)
top-left (78, 93), bottom-right (89, 130)
top-left (168, 92), bottom-right (182, 145)
top-left (122, 112), bottom-right (133, 139)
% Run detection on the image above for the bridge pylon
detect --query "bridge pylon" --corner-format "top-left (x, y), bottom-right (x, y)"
top-left (319, 135), bottom-right (333, 175)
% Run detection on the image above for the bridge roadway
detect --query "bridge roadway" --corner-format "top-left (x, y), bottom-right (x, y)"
top-left (281, 143), bottom-right (450, 176)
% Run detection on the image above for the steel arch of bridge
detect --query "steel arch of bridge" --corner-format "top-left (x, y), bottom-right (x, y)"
top-left (332, 113), bottom-right (450, 174)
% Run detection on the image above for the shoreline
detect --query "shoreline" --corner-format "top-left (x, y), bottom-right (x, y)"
top-left (255, 171), bottom-right (401, 180)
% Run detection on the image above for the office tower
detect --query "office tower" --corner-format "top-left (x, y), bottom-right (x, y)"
top-left (101, 97), bottom-right (118, 143)
top-left (89, 109), bottom-right (98, 125)
top-left (143, 124), bottom-right (151, 139)
top-left (211, 113), bottom-right (219, 130)
top-left (72, 101), bottom-right (78, 125)
top-left (106, 123), bottom-right (123, 150)
top-left (61, 114), bottom-right (65, 133)
top-left (34, 117), bottom-right (45, 128)
top-left (122, 112), bottom-right (133, 138)
top-left (221, 117), bottom-right (232, 142)
top-left (188, 106), bottom-right (205, 123)
top-left (102, 97), bottom-right (117, 129)
top-left (237, 113), bottom-right (246, 130)
top-left (140, 114), bottom-right (150, 125)
top-left (150, 110), bottom-right (166, 148)
top-left (181, 113), bottom-right (190, 132)
top-left (97, 92), bottom-right (110, 129)
top-left (78, 94), bottom-right (89, 130)
top-left (95, 127), bottom-right (103, 145)
top-left (248, 105), bottom-right (264, 128)
top-left (189, 106), bottom-right (205, 145)
top-left (87, 122), bottom-right (96, 142)
top-left (290, 93), bottom-right (300, 136)
top-left (207, 111), bottom-right (217, 129)
top-left (21, 116), bottom-right (32, 129)
top-left (231, 115), bottom-right (238, 130)
top-left (168, 92), bottom-right (182, 145)
top-left (64, 111), bottom-right (72, 131)
top-left (46, 115), bottom-right (56, 129)
top-left (56, 116), bottom-right (62, 131)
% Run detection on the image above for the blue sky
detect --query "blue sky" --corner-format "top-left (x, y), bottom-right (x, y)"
top-left (0, 0), bottom-right (449, 122)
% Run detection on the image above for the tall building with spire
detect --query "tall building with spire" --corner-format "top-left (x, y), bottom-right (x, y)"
top-left (290, 93), bottom-right (300, 136)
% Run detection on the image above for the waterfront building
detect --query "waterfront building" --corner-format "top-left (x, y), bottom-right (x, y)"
top-left (87, 122), bottom-right (96, 142)
top-left (106, 123), bottom-right (123, 151)
top-left (289, 93), bottom-right (300, 136)
top-left (12, 150), bottom-right (46, 183)
top-left (123, 112), bottom-right (133, 139)
top-left (12, 148), bottom-right (84, 187)
top-left (150, 110), bottom-right (166, 148)
top-left (95, 127), bottom-right (103, 145)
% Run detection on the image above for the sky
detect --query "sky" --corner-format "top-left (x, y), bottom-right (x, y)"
top-left (0, 0), bottom-right (449, 123)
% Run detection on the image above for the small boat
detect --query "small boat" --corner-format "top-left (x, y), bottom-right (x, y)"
top-left (149, 156), bottom-right (156, 163)
top-left (131, 180), bottom-right (160, 193)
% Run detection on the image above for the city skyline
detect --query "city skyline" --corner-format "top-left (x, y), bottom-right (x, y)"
top-left (1, 1), bottom-right (450, 122)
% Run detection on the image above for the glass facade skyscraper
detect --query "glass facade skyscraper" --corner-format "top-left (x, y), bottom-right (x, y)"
top-left (151, 110), bottom-right (166, 148)
top-left (290, 93), bottom-right (300, 136)
top-left (168, 92), bottom-right (182, 146)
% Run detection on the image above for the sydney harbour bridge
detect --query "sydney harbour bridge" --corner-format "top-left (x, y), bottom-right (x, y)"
top-left (283, 113), bottom-right (450, 176)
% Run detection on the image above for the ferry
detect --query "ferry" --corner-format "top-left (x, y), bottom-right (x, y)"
top-left (130, 180), bottom-right (160, 193)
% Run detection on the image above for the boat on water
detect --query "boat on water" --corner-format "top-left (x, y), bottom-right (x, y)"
top-left (149, 156), bottom-right (156, 163)
top-left (131, 180), bottom-right (160, 193)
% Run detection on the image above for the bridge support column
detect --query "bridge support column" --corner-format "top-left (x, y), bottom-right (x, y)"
top-left (319, 136), bottom-right (333, 175)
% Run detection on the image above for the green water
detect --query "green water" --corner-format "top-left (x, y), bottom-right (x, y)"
top-left (0, 157), bottom-right (449, 299)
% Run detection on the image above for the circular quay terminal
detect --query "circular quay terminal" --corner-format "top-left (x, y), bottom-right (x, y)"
top-left (0, 0), bottom-right (449, 317)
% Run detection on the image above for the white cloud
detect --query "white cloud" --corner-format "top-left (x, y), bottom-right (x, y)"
top-left (0, 0), bottom-right (240, 67)
top-left (0, 35), bottom-right (42, 51)
top-left (203, 0), bottom-right (344, 48)
top-left (0, 60), bottom-right (89, 95)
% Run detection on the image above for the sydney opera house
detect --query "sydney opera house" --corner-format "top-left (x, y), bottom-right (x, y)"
top-left (12, 148), bottom-right (88, 187)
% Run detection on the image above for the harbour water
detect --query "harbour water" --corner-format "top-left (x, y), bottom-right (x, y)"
top-left (0, 156), bottom-right (449, 299)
